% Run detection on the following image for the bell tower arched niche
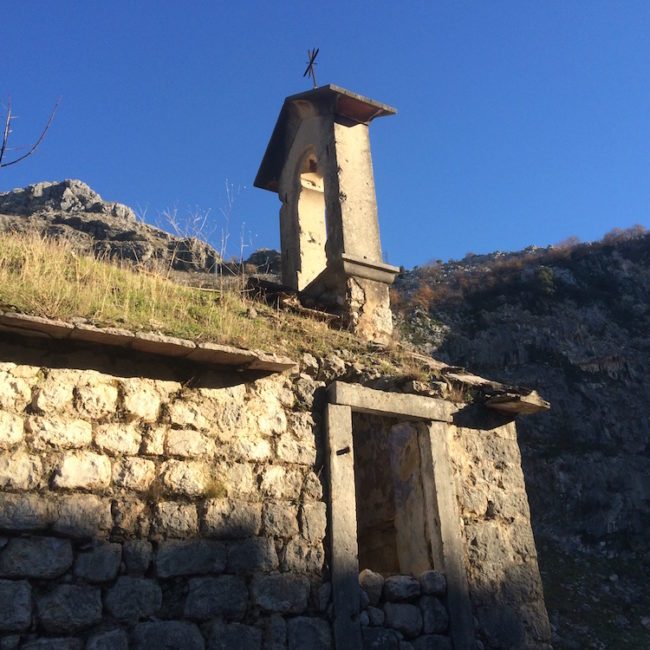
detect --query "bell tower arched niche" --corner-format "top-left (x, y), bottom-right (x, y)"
top-left (293, 146), bottom-right (327, 290)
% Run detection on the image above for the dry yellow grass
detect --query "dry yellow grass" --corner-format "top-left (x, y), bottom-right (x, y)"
top-left (0, 231), bottom-right (415, 371)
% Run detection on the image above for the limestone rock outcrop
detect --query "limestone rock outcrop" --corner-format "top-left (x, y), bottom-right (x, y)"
top-left (0, 180), bottom-right (221, 273)
top-left (394, 232), bottom-right (650, 648)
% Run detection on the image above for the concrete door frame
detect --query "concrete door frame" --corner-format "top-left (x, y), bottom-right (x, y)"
top-left (325, 382), bottom-right (475, 650)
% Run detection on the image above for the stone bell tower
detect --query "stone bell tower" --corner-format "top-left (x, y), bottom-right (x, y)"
top-left (254, 84), bottom-right (399, 343)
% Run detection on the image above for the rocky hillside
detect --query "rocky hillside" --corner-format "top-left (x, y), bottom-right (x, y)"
top-left (3, 179), bottom-right (648, 645)
top-left (394, 232), bottom-right (650, 647)
top-left (0, 180), bottom-right (221, 274)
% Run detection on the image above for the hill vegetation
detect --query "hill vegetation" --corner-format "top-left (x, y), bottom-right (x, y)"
top-left (394, 226), bottom-right (650, 648)
top-left (0, 231), bottom-right (403, 371)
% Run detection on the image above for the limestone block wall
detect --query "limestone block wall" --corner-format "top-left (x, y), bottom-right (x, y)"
top-left (447, 406), bottom-right (552, 649)
top-left (0, 333), bottom-right (552, 649)
top-left (358, 570), bottom-right (452, 649)
top-left (0, 337), bottom-right (331, 649)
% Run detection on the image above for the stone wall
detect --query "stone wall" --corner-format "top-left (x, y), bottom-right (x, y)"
top-left (0, 333), bottom-right (551, 649)
top-left (359, 570), bottom-right (451, 649)
top-left (0, 336), bottom-right (330, 649)
top-left (447, 406), bottom-right (552, 649)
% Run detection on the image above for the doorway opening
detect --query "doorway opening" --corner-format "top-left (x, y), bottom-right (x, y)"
top-left (352, 413), bottom-right (433, 576)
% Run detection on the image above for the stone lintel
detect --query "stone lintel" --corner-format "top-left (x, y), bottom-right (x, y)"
top-left (0, 311), bottom-right (296, 373)
top-left (485, 391), bottom-right (550, 415)
top-left (328, 382), bottom-right (453, 423)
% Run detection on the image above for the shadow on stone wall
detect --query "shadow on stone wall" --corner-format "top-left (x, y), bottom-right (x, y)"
top-left (0, 509), bottom-right (333, 648)
top-left (0, 333), bottom-right (273, 387)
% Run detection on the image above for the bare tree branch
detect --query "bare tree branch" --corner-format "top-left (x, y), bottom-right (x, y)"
top-left (0, 98), bottom-right (13, 168)
top-left (0, 97), bottom-right (60, 169)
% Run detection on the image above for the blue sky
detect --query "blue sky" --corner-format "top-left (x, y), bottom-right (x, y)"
top-left (3, 2), bottom-right (650, 268)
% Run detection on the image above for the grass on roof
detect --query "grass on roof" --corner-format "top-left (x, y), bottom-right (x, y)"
top-left (0, 231), bottom-right (418, 373)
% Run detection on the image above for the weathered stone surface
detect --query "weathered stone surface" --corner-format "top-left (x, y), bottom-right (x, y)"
top-left (123, 540), bottom-right (152, 575)
top-left (232, 433), bottom-right (272, 462)
top-left (112, 498), bottom-right (150, 537)
top-left (27, 416), bottom-right (92, 450)
top-left (207, 622), bottom-right (262, 650)
top-left (165, 429), bottom-right (215, 458)
top-left (184, 576), bottom-right (248, 621)
top-left (132, 621), bottom-right (205, 650)
top-left (0, 450), bottom-right (42, 490)
top-left (104, 577), bottom-right (162, 624)
top-left (260, 466), bottom-right (303, 500)
top-left (292, 375), bottom-right (323, 410)
top-left (74, 543), bottom-right (121, 582)
top-left (36, 585), bottom-right (102, 632)
top-left (0, 634), bottom-right (20, 650)
top-left (384, 602), bottom-right (423, 639)
top-left (0, 372), bottom-right (31, 412)
top-left (161, 460), bottom-right (210, 497)
top-left (317, 582), bottom-right (332, 612)
top-left (360, 589), bottom-right (370, 609)
top-left (227, 537), bottom-right (278, 574)
top-left (31, 373), bottom-right (75, 413)
top-left (0, 411), bottom-right (23, 449)
top-left (264, 614), bottom-right (287, 650)
top-left (262, 501), bottom-right (299, 538)
top-left (86, 628), bottom-right (129, 650)
top-left (0, 579), bottom-right (31, 631)
top-left (202, 498), bottom-right (262, 538)
top-left (141, 425), bottom-right (165, 455)
top-left (21, 638), bottom-right (83, 650)
top-left (121, 379), bottom-right (161, 422)
top-left (153, 501), bottom-right (198, 537)
top-left (412, 635), bottom-right (453, 650)
top-left (384, 575), bottom-right (421, 601)
top-left (277, 413), bottom-right (317, 465)
top-left (362, 627), bottom-right (400, 649)
top-left (280, 539), bottom-right (324, 574)
top-left (53, 452), bottom-right (111, 489)
top-left (167, 400), bottom-right (212, 430)
top-left (420, 596), bottom-right (449, 635)
top-left (360, 569), bottom-right (385, 607)
top-left (212, 402), bottom-right (245, 442)
top-left (368, 605), bottom-right (385, 626)
top-left (419, 571), bottom-right (446, 596)
top-left (216, 462), bottom-right (256, 496)
top-left (252, 574), bottom-right (310, 614)
top-left (54, 495), bottom-right (112, 537)
top-left (112, 457), bottom-right (155, 491)
top-left (302, 470), bottom-right (323, 501)
top-left (75, 381), bottom-right (118, 419)
top-left (0, 537), bottom-right (72, 578)
top-left (156, 540), bottom-right (226, 577)
top-left (94, 424), bottom-right (141, 455)
top-left (0, 493), bottom-right (52, 530)
top-left (300, 502), bottom-right (327, 543)
top-left (287, 617), bottom-right (331, 650)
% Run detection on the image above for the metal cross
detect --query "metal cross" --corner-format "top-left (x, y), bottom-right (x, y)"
top-left (303, 48), bottom-right (319, 89)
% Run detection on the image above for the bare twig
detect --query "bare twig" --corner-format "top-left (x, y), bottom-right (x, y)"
top-left (0, 97), bottom-right (60, 168)
top-left (0, 98), bottom-right (13, 167)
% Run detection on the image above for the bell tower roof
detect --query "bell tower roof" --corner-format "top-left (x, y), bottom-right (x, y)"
top-left (254, 84), bottom-right (396, 193)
